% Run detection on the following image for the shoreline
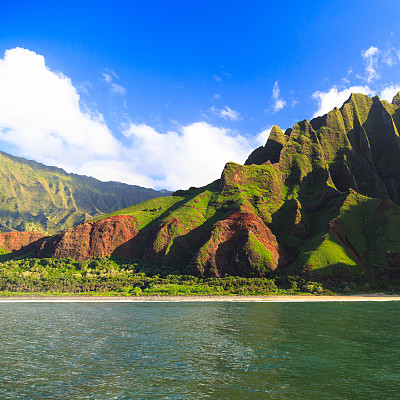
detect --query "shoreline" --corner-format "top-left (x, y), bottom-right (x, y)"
top-left (1, 294), bottom-right (400, 302)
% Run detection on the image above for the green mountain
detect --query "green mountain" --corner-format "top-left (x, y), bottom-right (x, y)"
top-left (0, 150), bottom-right (170, 233)
top-left (16, 91), bottom-right (400, 287)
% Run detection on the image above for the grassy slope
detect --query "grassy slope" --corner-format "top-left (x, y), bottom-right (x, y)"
top-left (88, 92), bottom-right (400, 285)
top-left (90, 164), bottom-right (286, 274)
top-left (4, 92), bottom-right (400, 291)
top-left (0, 150), bottom-right (169, 233)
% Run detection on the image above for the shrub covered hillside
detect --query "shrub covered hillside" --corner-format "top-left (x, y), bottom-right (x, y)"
top-left (0, 256), bottom-right (327, 296)
top-left (0, 150), bottom-right (170, 234)
top-left (12, 92), bottom-right (400, 287)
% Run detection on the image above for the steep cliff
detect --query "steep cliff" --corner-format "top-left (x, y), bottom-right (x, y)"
top-left (29, 215), bottom-right (138, 261)
top-left (18, 92), bottom-right (400, 284)
top-left (0, 231), bottom-right (45, 253)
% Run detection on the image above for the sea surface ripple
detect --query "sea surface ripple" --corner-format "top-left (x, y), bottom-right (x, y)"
top-left (1, 302), bottom-right (400, 399)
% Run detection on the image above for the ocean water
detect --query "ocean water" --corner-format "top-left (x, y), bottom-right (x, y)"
top-left (1, 301), bottom-right (400, 399)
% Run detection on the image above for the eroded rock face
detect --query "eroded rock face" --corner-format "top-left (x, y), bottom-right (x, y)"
top-left (31, 215), bottom-right (138, 261)
top-left (142, 217), bottom-right (193, 268)
top-left (0, 231), bottom-right (45, 252)
top-left (188, 207), bottom-right (286, 277)
top-left (16, 91), bottom-right (400, 284)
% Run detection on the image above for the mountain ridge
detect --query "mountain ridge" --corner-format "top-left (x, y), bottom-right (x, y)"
top-left (10, 91), bottom-right (400, 288)
top-left (0, 149), bottom-right (170, 233)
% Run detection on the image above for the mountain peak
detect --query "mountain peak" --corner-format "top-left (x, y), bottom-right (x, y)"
top-left (13, 91), bottom-right (400, 289)
top-left (392, 91), bottom-right (400, 106)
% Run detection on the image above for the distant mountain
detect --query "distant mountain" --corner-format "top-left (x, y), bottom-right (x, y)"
top-left (0, 150), bottom-right (170, 233)
top-left (16, 92), bottom-right (400, 288)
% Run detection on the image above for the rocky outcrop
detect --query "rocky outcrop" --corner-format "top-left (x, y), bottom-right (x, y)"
top-left (245, 125), bottom-right (288, 165)
top-left (0, 231), bottom-right (45, 252)
top-left (29, 215), bottom-right (138, 261)
top-left (188, 207), bottom-right (286, 277)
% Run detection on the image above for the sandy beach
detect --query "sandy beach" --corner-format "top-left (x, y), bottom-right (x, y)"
top-left (1, 294), bottom-right (400, 302)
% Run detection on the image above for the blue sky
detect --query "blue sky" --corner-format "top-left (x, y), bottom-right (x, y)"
top-left (0, 0), bottom-right (400, 189)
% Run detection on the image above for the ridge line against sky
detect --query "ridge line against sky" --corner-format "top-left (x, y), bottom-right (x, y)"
top-left (1, 1), bottom-right (400, 190)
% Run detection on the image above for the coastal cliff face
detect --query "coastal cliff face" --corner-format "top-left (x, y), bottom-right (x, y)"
top-left (0, 231), bottom-right (45, 252)
top-left (30, 215), bottom-right (138, 261)
top-left (187, 207), bottom-right (285, 277)
top-left (15, 92), bottom-right (400, 283)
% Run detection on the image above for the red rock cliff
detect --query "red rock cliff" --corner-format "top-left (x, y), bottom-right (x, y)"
top-left (32, 215), bottom-right (138, 261)
top-left (188, 207), bottom-right (287, 277)
top-left (0, 231), bottom-right (45, 252)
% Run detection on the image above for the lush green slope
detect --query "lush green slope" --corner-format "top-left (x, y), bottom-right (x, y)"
top-left (0, 150), bottom-right (170, 233)
top-left (72, 91), bottom-right (400, 286)
top-left (0, 257), bottom-right (328, 295)
top-left (12, 91), bottom-right (400, 290)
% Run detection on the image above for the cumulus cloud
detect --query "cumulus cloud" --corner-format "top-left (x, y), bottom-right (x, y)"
top-left (254, 127), bottom-right (272, 147)
top-left (0, 48), bottom-right (255, 190)
top-left (0, 48), bottom-right (120, 169)
top-left (210, 105), bottom-right (241, 121)
top-left (361, 46), bottom-right (379, 82)
top-left (311, 43), bottom-right (400, 118)
top-left (271, 81), bottom-right (286, 113)
top-left (380, 85), bottom-right (400, 102)
top-left (122, 122), bottom-right (252, 189)
top-left (312, 82), bottom-right (400, 118)
top-left (311, 85), bottom-right (373, 118)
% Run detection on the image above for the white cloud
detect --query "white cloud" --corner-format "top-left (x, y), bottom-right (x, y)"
top-left (255, 127), bottom-right (272, 147)
top-left (213, 72), bottom-right (231, 82)
top-left (383, 48), bottom-right (396, 67)
top-left (101, 69), bottom-right (118, 83)
top-left (102, 72), bottom-right (113, 83)
top-left (122, 122), bottom-right (252, 189)
top-left (272, 81), bottom-right (280, 100)
top-left (273, 99), bottom-right (286, 113)
top-left (210, 105), bottom-right (241, 121)
top-left (0, 48), bottom-right (256, 191)
top-left (102, 69), bottom-right (126, 95)
top-left (0, 48), bottom-right (120, 170)
top-left (213, 93), bottom-right (221, 100)
top-left (361, 46), bottom-right (379, 82)
top-left (271, 81), bottom-right (286, 113)
top-left (311, 85), bottom-right (373, 118)
top-left (380, 85), bottom-right (400, 102)
top-left (111, 83), bottom-right (127, 95)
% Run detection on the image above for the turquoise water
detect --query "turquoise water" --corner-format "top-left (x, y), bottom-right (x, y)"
top-left (1, 301), bottom-right (400, 399)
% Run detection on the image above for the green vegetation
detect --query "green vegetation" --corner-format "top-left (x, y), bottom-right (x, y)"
top-left (0, 256), bottom-right (332, 296)
top-left (296, 232), bottom-right (359, 275)
top-left (4, 91), bottom-right (400, 292)
top-left (91, 195), bottom-right (184, 229)
top-left (0, 150), bottom-right (169, 234)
